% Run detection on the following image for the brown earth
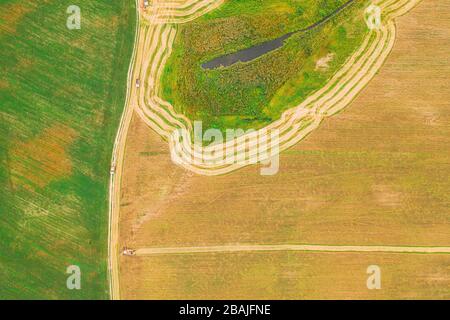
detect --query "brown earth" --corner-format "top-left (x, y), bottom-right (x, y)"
top-left (0, 79), bottom-right (10, 89)
top-left (118, 0), bottom-right (450, 299)
top-left (0, 2), bottom-right (36, 35)
top-left (10, 124), bottom-right (77, 190)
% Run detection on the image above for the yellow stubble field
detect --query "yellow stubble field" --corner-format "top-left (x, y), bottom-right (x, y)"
top-left (121, 252), bottom-right (450, 299)
top-left (118, 0), bottom-right (450, 299)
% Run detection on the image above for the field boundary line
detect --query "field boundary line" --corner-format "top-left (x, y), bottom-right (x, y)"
top-left (133, 244), bottom-right (450, 256)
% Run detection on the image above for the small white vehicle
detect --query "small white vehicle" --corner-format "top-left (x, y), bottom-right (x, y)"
top-left (135, 79), bottom-right (140, 88)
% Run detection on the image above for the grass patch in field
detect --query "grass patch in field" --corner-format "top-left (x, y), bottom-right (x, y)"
top-left (161, 0), bottom-right (369, 131)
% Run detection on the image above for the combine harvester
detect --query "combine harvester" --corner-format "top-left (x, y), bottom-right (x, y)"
top-left (122, 247), bottom-right (136, 256)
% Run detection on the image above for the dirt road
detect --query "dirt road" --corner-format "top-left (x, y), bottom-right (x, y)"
top-left (134, 244), bottom-right (450, 256)
top-left (108, 0), bottom-right (219, 301)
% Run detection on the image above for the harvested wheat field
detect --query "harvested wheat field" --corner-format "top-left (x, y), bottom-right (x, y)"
top-left (118, 0), bottom-right (450, 299)
top-left (121, 252), bottom-right (450, 300)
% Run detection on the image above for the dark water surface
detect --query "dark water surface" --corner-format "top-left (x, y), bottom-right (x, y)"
top-left (201, 0), bottom-right (356, 70)
top-left (202, 33), bottom-right (294, 69)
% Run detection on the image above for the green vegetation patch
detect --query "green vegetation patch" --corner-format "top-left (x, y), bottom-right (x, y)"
top-left (161, 0), bottom-right (370, 130)
top-left (0, 0), bottom-right (135, 299)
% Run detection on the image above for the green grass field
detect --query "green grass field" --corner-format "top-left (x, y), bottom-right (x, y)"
top-left (161, 0), bottom-right (370, 131)
top-left (0, 0), bottom-right (135, 299)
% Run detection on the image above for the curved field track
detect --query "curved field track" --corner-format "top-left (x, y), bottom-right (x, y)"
top-left (131, 0), bottom-right (422, 175)
top-left (115, 0), bottom-right (450, 299)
